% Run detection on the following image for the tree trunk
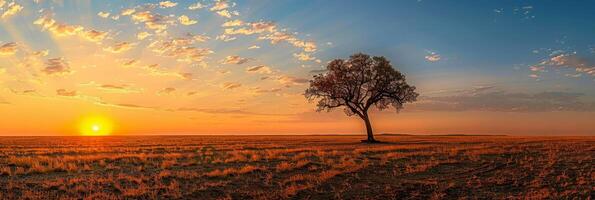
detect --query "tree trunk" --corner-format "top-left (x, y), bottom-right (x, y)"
top-left (362, 113), bottom-right (377, 143)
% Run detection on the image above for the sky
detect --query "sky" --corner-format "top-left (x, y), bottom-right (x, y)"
top-left (0, 0), bottom-right (594, 136)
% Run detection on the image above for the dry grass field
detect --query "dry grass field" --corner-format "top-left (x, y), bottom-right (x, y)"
top-left (0, 135), bottom-right (593, 199)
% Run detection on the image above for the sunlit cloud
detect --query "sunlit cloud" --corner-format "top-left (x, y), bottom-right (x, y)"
top-left (34, 15), bottom-right (108, 43)
top-left (97, 12), bottom-right (110, 18)
top-left (137, 31), bottom-right (152, 40)
top-left (425, 51), bottom-right (441, 62)
top-left (121, 59), bottom-right (139, 67)
top-left (98, 84), bottom-right (142, 93)
top-left (293, 52), bottom-right (315, 61)
top-left (413, 87), bottom-right (595, 112)
top-left (42, 58), bottom-right (71, 75)
top-left (129, 10), bottom-right (173, 33)
top-left (222, 19), bottom-right (243, 27)
top-left (120, 8), bottom-right (136, 16)
top-left (216, 10), bottom-right (232, 18)
top-left (178, 15), bottom-right (198, 25)
top-left (188, 2), bottom-right (205, 10)
top-left (56, 89), bottom-right (77, 97)
top-left (531, 53), bottom-right (595, 78)
top-left (221, 55), bottom-right (249, 65)
top-left (277, 75), bottom-right (308, 86)
top-left (253, 87), bottom-right (282, 94)
top-left (149, 38), bottom-right (213, 63)
top-left (221, 82), bottom-right (242, 89)
top-left (103, 42), bottom-right (135, 53)
top-left (0, 1), bottom-right (22, 19)
top-left (159, 1), bottom-right (178, 8)
top-left (0, 42), bottom-right (17, 55)
top-left (216, 34), bottom-right (236, 42)
top-left (246, 65), bottom-right (272, 74)
top-left (210, 0), bottom-right (230, 11)
top-left (158, 87), bottom-right (176, 95)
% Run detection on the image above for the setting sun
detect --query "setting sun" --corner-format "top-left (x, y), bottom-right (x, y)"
top-left (79, 116), bottom-right (113, 136)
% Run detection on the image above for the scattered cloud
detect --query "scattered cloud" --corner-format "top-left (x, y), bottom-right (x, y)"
top-left (529, 65), bottom-right (545, 72)
top-left (130, 10), bottom-right (173, 33)
top-left (221, 20), bottom-right (317, 53)
top-left (179, 72), bottom-right (193, 80)
top-left (221, 55), bottom-right (250, 65)
top-left (121, 8), bottom-right (136, 16)
top-left (531, 53), bottom-right (595, 78)
top-left (97, 12), bottom-right (110, 18)
top-left (188, 2), bottom-right (205, 10)
top-left (56, 89), bottom-right (77, 97)
top-left (222, 82), bottom-right (242, 89)
top-left (178, 15), bottom-right (197, 25)
top-left (0, 97), bottom-right (8, 104)
top-left (148, 36), bottom-right (213, 63)
top-left (98, 84), bottom-right (142, 93)
top-left (1, 2), bottom-right (23, 19)
top-left (159, 1), bottom-right (177, 8)
top-left (277, 75), bottom-right (308, 86)
top-left (246, 65), bottom-right (272, 74)
top-left (412, 87), bottom-right (595, 112)
top-left (137, 31), bottom-right (152, 40)
top-left (425, 51), bottom-right (441, 62)
top-left (216, 10), bottom-right (232, 18)
top-left (248, 45), bottom-right (260, 49)
top-left (210, 0), bottom-right (230, 11)
top-left (103, 42), bottom-right (135, 53)
top-left (293, 52), bottom-right (315, 61)
top-left (253, 87), bottom-right (282, 94)
top-left (216, 34), bottom-right (236, 42)
top-left (222, 19), bottom-right (243, 27)
top-left (122, 59), bottom-right (138, 67)
top-left (42, 58), bottom-right (71, 75)
top-left (143, 64), bottom-right (193, 79)
top-left (158, 87), bottom-right (176, 95)
top-left (34, 15), bottom-right (108, 43)
top-left (218, 69), bottom-right (231, 75)
top-left (0, 42), bottom-right (18, 56)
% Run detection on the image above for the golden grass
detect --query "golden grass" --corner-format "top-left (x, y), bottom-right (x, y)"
top-left (0, 135), bottom-right (592, 199)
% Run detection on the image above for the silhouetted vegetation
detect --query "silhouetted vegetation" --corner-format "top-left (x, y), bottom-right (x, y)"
top-left (305, 53), bottom-right (418, 142)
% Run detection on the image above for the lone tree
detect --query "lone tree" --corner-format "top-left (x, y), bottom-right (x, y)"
top-left (305, 53), bottom-right (418, 143)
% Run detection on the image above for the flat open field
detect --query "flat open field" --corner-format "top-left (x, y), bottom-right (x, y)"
top-left (0, 135), bottom-right (593, 199)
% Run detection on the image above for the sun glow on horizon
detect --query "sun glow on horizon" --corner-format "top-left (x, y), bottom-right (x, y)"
top-left (79, 116), bottom-right (114, 136)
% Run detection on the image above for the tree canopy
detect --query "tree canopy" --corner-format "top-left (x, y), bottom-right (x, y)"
top-left (305, 53), bottom-right (418, 142)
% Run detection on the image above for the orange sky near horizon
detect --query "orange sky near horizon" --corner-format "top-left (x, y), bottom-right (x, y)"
top-left (1, 93), bottom-right (594, 136)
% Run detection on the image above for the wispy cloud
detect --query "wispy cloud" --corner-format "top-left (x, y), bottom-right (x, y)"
top-left (246, 65), bottom-right (272, 74)
top-left (221, 55), bottom-right (250, 65)
top-left (0, 42), bottom-right (18, 55)
top-left (42, 58), bottom-right (71, 75)
top-left (425, 51), bottom-right (441, 62)
top-left (178, 15), bottom-right (197, 25)
top-left (159, 1), bottom-right (177, 8)
top-left (56, 89), bottom-right (77, 97)
top-left (34, 15), bottom-right (108, 43)
top-left (0, 2), bottom-right (23, 19)
top-left (530, 53), bottom-right (595, 78)
top-left (222, 82), bottom-right (242, 89)
top-left (103, 42), bottom-right (135, 53)
top-left (412, 86), bottom-right (595, 112)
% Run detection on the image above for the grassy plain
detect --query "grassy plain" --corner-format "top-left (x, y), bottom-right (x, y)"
top-left (0, 135), bottom-right (592, 199)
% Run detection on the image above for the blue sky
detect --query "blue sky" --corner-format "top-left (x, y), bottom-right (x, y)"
top-left (230, 0), bottom-right (595, 94)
